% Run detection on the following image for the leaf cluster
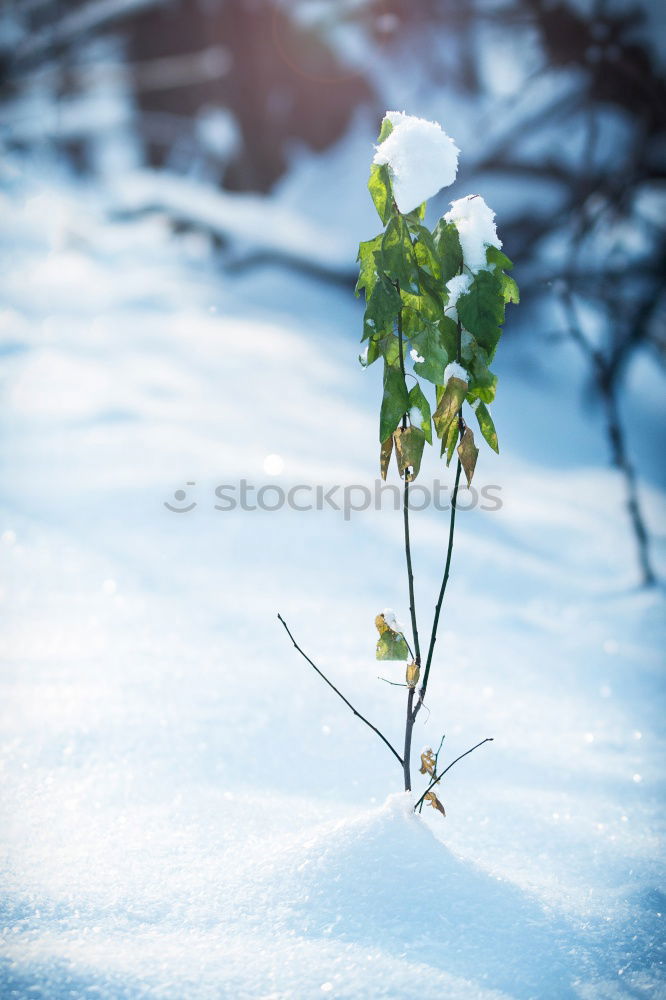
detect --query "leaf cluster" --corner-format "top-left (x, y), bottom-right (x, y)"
top-left (358, 116), bottom-right (519, 486)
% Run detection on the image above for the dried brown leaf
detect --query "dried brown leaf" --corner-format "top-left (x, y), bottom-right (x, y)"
top-left (393, 425), bottom-right (426, 481)
top-left (433, 376), bottom-right (467, 441)
top-left (424, 791), bottom-right (446, 817)
top-left (406, 661), bottom-right (420, 688)
top-left (380, 435), bottom-right (394, 481)
top-left (457, 426), bottom-right (479, 486)
top-left (419, 749), bottom-right (436, 775)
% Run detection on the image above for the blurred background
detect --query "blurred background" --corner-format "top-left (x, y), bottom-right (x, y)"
top-left (1, 2), bottom-right (665, 997)
top-left (1, 0), bottom-right (664, 576)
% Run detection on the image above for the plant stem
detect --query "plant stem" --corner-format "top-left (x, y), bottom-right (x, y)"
top-left (415, 455), bottom-right (462, 716)
top-left (277, 613), bottom-right (404, 768)
top-left (413, 738), bottom-right (494, 811)
top-left (396, 304), bottom-right (421, 666)
top-left (396, 300), bottom-right (420, 792)
top-left (414, 313), bottom-right (465, 718)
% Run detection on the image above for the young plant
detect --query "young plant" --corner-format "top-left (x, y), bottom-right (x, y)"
top-left (279, 111), bottom-right (519, 814)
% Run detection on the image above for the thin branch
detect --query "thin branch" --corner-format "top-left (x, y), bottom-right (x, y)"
top-left (277, 613), bottom-right (404, 768)
top-left (415, 453), bottom-right (463, 717)
top-left (418, 733), bottom-right (446, 813)
top-left (397, 303), bottom-right (422, 667)
top-left (397, 295), bottom-right (420, 792)
top-left (414, 313), bottom-right (464, 719)
top-left (414, 738), bottom-right (494, 811)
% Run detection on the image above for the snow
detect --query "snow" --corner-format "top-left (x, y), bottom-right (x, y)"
top-left (0, 157), bottom-right (665, 999)
top-left (445, 272), bottom-right (473, 320)
top-left (381, 608), bottom-right (404, 633)
top-left (410, 347), bottom-right (425, 363)
top-left (445, 195), bottom-right (502, 274)
top-left (373, 111), bottom-right (459, 214)
top-left (445, 361), bottom-right (469, 383)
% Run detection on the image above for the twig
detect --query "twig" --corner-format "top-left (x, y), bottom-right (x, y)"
top-left (277, 613), bottom-right (404, 767)
top-left (378, 676), bottom-right (408, 688)
top-left (414, 738), bottom-right (494, 811)
top-left (396, 301), bottom-right (422, 667)
top-left (415, 454), bottom-right (463, 717)
top-left (397, 296), bottom-right (420, 791)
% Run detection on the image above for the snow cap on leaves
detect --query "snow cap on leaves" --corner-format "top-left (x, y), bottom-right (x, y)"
top-left (444, 194), bottom-right (501, 273)
top-left (373, 111), bottom-right (459, 215)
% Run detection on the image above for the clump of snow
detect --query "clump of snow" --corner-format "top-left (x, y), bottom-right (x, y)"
top-left (373, 111), bottom-right (459, 215)
top-left (445, 361), bottom-right (468, 383)
top-left (236, 793), bottom-right (591, 999)
top-left (445, 194), bottom-right (501, 273)
top-left (445, 272), bottom-right (473, 320)
top-left (410, 347), bottom-right (425, 363)
top-left (381, 608), bottom-right (405, 633)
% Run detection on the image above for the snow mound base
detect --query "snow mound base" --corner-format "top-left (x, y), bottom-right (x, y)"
top-left (231, 793), bottom-right (591, 999)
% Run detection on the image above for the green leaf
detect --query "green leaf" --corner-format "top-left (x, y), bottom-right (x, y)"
top-left (363, 274), bottom-right (401, 341)
top-left (433, 376), bottom-right (467, 440)
top-left (400, 283), bottom-right (443, 328)
top-left (381, 331), bottom-right (401, 369)
top-left (484, 246), bottom-right (519, 304)
top-left (381, 216), bottom-right (419, 293)
top-left (500, 273), bottom-right (520, 304)
top-left (457, 426), bottom-right (479, 486)
top-left (364, 337), bottom-right (381, 367)
top-left (486, 245), bottom-right (514, 270)
top-left (376, 630), bottom-right (410, 661)
top-left (355, 234), bottom-right (382, 298)
top-left (457, 270), bottom-right (504, 358)
top-left (377, 114), bottom-right (394, 143)
top-left (368, 163), bottom-right (393, 225)
top-left (432, 220), bottom-right (463, 283)
top-left (416, 266), bottom-right (445, 310)
top-left (473, 401), bottom-right (499, 453)
top-left (408, 224), bottom-right (441, 279)
top-left (412, 316), bottom-right (457, 386)
top-left (461, 335), bottom-right (498, 404)
top-left (379, 364), bottom-right (409, 443)
top-left (408, 382), bottom-right (432, 444)
top-left (394, 425), bottom-right (426, 481)
top-left (363, 332), bottom-right (400, 369)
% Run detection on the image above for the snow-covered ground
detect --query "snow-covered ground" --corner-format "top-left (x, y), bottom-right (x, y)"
top-left (1, 152), bottom-right (665, 999)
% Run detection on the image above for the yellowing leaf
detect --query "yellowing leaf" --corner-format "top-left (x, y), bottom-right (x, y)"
top-left (425, 791), bottom-right (446, 817)
top-left (406, 661), bottom-right (420, 687)
top-left (473, 401), bottom-right (499, 454)
top-left (394, 425), bottom-right (425, 481)
top-left (375, 612), bottom-right (390, 636)
top-left (433, 376), bottom-right (467, 441)
top-left (380, 435), bottom-right (394, 481)
top-left (457, 426), bottom-right (479, 486)
top-left (419, 749), bottom-right (436, 775)
top-left (375, 612), bottom-right (409, 661)
top-left (440, 417), bottom-right (459, 467)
